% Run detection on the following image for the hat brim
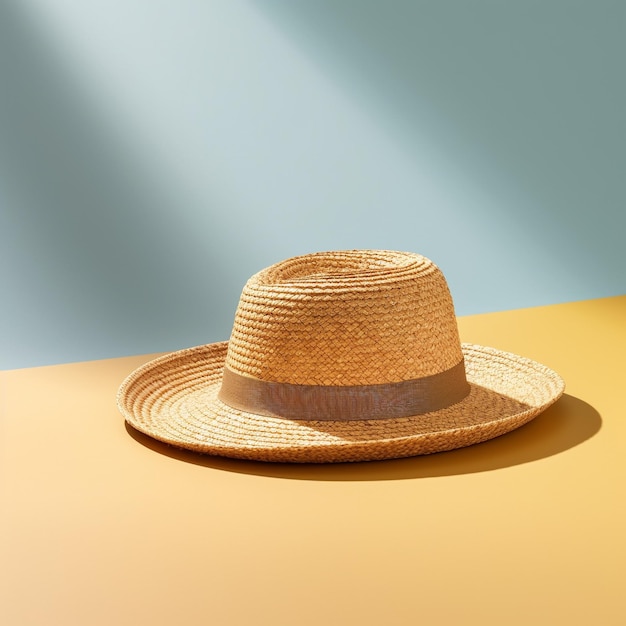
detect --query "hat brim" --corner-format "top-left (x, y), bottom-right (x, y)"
top-left (118, 343), bottom-right (564, 463)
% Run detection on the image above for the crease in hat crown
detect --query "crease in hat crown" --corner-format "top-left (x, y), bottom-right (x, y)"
top-left (222, 250), bottom-right (465, 387)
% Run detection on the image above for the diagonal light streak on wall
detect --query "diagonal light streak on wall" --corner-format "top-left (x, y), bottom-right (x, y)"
top-left (1, 0), bottom-right (624, 368)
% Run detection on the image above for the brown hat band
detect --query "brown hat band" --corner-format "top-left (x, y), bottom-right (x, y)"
top-left (218, 360), bottom-right (470, 421)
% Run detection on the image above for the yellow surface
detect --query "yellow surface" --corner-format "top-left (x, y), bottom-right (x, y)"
top-left (1, 296), bottom-right (625, 626)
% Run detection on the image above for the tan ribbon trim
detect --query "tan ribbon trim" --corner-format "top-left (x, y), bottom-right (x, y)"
top-left (217, 360), bottom-right (470, 421)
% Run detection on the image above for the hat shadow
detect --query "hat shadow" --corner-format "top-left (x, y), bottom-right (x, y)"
top-left (125, 394), bottom-right (600, 481)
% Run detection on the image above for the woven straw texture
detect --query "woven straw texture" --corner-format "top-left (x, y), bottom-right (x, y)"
top-left (118, 250), bottom-right (565, 463)
top-left (226, 250), bottom-right (462, 384)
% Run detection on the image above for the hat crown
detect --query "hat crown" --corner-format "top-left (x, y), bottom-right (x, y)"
top-left (224, 250), bottom-right (464, 386)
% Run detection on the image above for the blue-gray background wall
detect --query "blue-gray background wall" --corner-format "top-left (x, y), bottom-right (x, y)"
top-left (1, 0), bottom-right (624, 370)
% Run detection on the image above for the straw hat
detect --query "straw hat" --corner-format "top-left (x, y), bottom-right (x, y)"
top-left (118, 250), bottom-right (564, 463)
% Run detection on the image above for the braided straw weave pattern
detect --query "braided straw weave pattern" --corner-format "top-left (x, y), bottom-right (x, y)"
top-left (118, 250), bottom-right (565, 463)
top-left (225, 250), bottom-right (462, 385)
